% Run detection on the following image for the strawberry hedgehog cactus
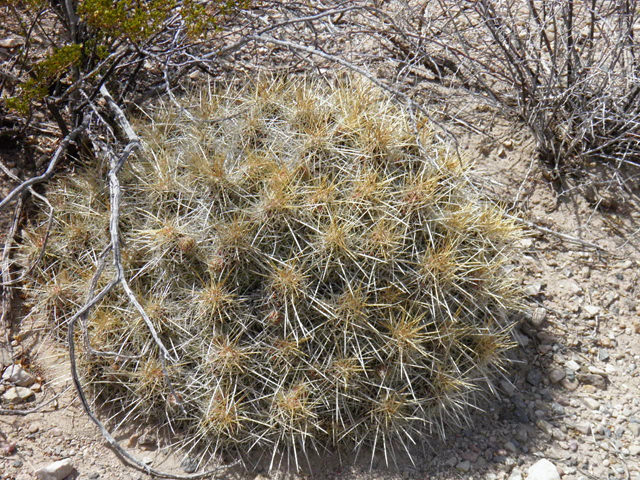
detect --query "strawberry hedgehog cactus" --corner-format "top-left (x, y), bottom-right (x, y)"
top-left (17, 77), bottom-right (523, 470)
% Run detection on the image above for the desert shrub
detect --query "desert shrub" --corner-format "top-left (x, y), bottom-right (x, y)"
top-left (17, 78), bottom-right (522, 468)
top-left (1, 0), bottom-right (249, 130)
top-left (384, 0), bottom-right (640, 174)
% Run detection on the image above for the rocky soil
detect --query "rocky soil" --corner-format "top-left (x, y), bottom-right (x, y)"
top-left (1, 96), bottom-right (639, 480)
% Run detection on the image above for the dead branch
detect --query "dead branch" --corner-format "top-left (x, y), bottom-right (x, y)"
top-left (0, 123), bottom-right (87, 212)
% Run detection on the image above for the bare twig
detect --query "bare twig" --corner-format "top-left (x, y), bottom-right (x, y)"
top-left (505, 213), bottom-right (610, 252)
top-left (0, 122), bottom-right (87, 212)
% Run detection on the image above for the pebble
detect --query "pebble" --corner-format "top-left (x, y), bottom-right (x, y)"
top-left (504, 441), bottom-right (517, 453)
top-left (630, 445), bottom-right (640, 455)
top-left (566, 360), bottom-right (581, 372)
top-left (527, 368), bottom-right (542, 386)
top-left (2, 364), bottom-right (36, 386)
top-left (599, 349), bottom-right (610, 362)
top-left (0, 345), bottom-right (12, 368)
top-left (28, 424), bottom-right (40, 434)
top-left (35, 458), bottom-right (74, 480)
top-left (561, 377), bottom-right (579, 390)
top-left (527, 459), bottom-right (560, 480)
top-left (3, 442), bottom-right (17, 455)
top-left (508, 469), bottom-right (523, 480)
top-left (584, 305), bottom-right (601, 317)
top-left (571, 422), bottom-right (591, 434)
top-left (181, 456), bottom-right (198, 474)
top-left (137, 431), bottom-right (157, 449)
top-left (524, 282), bottom-right (543, 296)
top-left (530, 307), bottom-right (547, 328)
top-left (445, 456), bottom-right (458, 467)
top-left (456, 460), bottom-right (471, 472)
top-left (0, 37), bottom-right (24, 48)
top-left (461, 451), bottom-right (478, 463)
top-left (579, 373), bottom-right (607, 389)
top-left (500, 379), bottom-right (516, 396)
top-left (536, 419), bottom-right (553, 436)
top-left (587, 366), bottom-right (606, 375)
top-left (548, 368), bottom-right (565, 384)
top-left (581, 398), bottom-right (600, 410)
top-left (515, 427), bottom-right (528, 443)
top-left (629, 423), bottom-right (640, 436)
top-left (1, 386), bottom-right (35, 403)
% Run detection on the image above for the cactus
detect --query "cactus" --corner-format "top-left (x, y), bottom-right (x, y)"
top-left (17, 77), bottom-right (522, 469)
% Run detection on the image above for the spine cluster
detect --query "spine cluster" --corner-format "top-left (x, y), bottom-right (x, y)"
top-left (17, 78), bottom-right (522, 468)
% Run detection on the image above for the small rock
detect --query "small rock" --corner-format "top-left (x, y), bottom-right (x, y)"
top-left (35, 458), bottom-right (74, 480)
top-left (0, 37), bottom-right (24, 48)
top-left (88, 473), bottom-right (100, 480)
top-left (2, 365), bottom-right (36, 386)
top-left (519, 238), bottom-right (533, 249)
top-left (461, 451), bottom-right (478, 463)
top-left (539, 344), bottom-right (553, 354)
top-left (181, 456), bottom-right (198, 474)
top-left (561, 377), bottom-right (579, 390)
top-left (31, 383), bottom-right (42, 393)
top-left (445, 456), bottom-right (458, 467)
top-left (504, 441), bottom-right (517, 453)
top-left (536, 419), bottom-right (553, 436)
top-left (629, 423), bottom-right (640, 437)
top-left (13, 459), bottom-right (23, 468)
top-left (3, 442), bottom-right (17, 455)
top-left (598, 349), bottom-right (610, 362)
top-left (524, 282), bottom-right (543, 297)
top-left (508, 469), bottom-right (523, 480)
top-left (28, 424), bottom-right (40, 434)
top-left (566, 360), bottom-right (581, 372)
top-left (0, 345), bottom-right (11, 369)
top-left (587, 366), bottom-right (606, 375)
top-left (515, 427), bottom-right (528, 443)
top-left (584, 305), bottom-right (600, 317)
top-left (456, 460), bottom-right (471, 472)
top-left (570, 422), bottom-right (591, 435)
top-left (581, 398), bottom-right (600, 410)
top-left (558, 278), bottom-right (582, 296)
top-left (630, 445), bottom-right (640, 455)
top-left (1, 386), bottom-right (35, 403)
top-left (527, 458), bottom-right (560, 480)
top-left (138, 431), bottom-right (157, 449)
top-left (527, 368), bottom-right (542, 386)
top-left (579, 373), bottom-right (607, 389)
top-left (501, 379), bottom-right (516, 396)
top-left (600, 337), bottom-right (613, 347)
top-left (530, 308), bottom-right (547, 328)
top-left (548, 368), bottom-right (565, 384)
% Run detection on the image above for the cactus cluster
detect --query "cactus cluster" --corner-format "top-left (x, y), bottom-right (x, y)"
top-left (17, 78), bottom-right (521, 468)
